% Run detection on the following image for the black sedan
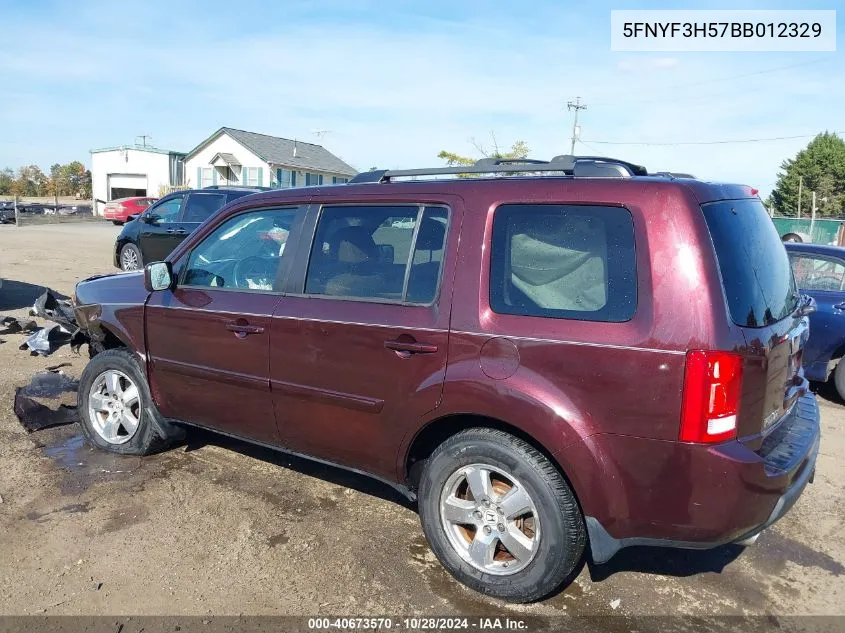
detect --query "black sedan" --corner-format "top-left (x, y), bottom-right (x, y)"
top-left (114, 187), bottom-right (265, 271)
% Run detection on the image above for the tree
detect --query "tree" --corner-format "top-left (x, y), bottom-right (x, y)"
top-left (769, 132), bottom-right (845, 218)
top-left (439, 134), bottom-right (530, 171)
top-left (11, 165), bottom-right (48, 197)
top-left (0, 168), bottom-right (13, 195)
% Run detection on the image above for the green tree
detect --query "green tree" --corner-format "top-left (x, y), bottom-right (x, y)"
top-left (439, 136), bottom-right (530, 170)
top-left (11, 165), bottom-right (48, 197)
top-left (0, 168), bottom-right (13, 195)
top-left (770, 132), bottom-right (845, 218)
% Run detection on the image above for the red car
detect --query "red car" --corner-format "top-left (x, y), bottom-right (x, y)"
top-left (103, 196), bottom-right (157, 225)
top-left (72, 156), bottom-right (820, 603)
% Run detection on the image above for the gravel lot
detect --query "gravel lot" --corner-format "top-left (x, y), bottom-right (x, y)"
top-left (0, 223), bottom-right (843, 619)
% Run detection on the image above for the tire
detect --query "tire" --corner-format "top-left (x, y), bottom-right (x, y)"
top-left (833, 361), bottom-right (845, 402)
top-left (418, 428), bottom-right (585, 603)
top-left (77, 348), bottom-right (184, 455)
top-left (120, 243), bottom-right (142, 271)
top-left (112, 220), bottom-right (124, 226)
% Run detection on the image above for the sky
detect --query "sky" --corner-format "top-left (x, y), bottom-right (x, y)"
top-left (0, 0), bottom-right (842, 197)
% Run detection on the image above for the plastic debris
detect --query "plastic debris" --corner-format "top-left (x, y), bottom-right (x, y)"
top-left (19, 325), bottom-right (73, 357)
top-left (610, 598), bottom-right (621, 610)
top-left (0, 316), bottom-right (40, 335)
top-left (13, 389), bottom-right (78, 432)
top-left (18, 370), bottom-right (78, 398)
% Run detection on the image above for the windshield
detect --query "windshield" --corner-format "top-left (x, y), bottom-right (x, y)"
top-left (702, 198), bottom-right (798, 328)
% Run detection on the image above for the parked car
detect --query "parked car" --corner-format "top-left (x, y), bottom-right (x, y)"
top-left (0, 201), bottom-right (15, 224)
top-left (113, 187), bottom-right (263, 271)
top-left (103, 197), bottom-right (157, 225)
top-left (73, 156), bottom-right (820, 603)
top-left (785, 241), bottom-right (845, 397)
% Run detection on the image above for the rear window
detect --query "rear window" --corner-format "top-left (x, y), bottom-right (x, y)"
top-left (701, 198), bottom-right (797, 328)
top-left (489, 204), bottom-right (637, 322)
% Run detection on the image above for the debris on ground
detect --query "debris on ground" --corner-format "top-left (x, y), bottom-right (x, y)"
top-left (13, 370), bottom-right (80, 433)
top-left (1, 290), bottom-right (89, 357)
top-left (0, 493), bottom-right (4, 504)
top-left (0, 316), bottom-right (40, 335)
top-left (609, 598), bottom-right (621, 610)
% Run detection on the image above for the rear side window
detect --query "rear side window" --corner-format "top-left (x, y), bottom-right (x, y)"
top-left (182, 193), bottom-right (228, 223)
top-left (702, 199), bottom-right (798, 327)
top-left (304, 205), bottom-right (448, 304)
top-left (490, 204), bottom-right (637, 322)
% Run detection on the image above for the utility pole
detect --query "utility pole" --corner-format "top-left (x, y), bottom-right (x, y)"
top-left (567, 97), bottom-right (587, 155)
top-left (798, 176), bottom-right (803, 218)
top-left (810, 190), bottom-right (817, 239)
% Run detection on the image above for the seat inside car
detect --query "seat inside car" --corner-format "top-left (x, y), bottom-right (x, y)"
top-left (322, 226), bottom-right (389, 298)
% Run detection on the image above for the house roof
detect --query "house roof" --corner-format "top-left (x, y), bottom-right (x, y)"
top-left (186, 127), bottom-right (358, 176)
top-left (211, 152), bottom-right (241, 166)
top-left (91, 144), bottom-right (186, 156)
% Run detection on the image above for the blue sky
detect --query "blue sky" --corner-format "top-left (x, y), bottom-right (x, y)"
top-left (0, 0), bottom-right (842, 196)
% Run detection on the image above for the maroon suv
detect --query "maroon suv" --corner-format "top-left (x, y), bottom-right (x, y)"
top-left (72, 156), bottom-right (820, 603)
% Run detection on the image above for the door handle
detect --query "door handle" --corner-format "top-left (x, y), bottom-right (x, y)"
top-left (166, 228), bottom-right (187, 234)
top-left (835, 302), bottom-right (845, 311)
top-left (384, 339), bottom-right (438, 358)
top-left (225, 320), bottom-right (265, 338)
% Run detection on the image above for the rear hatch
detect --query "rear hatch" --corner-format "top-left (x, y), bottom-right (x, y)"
top-left (701, 198), bottom-right (808, 441)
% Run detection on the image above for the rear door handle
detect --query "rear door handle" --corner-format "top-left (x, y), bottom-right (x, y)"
top-left (384, 339), bottom-right (438, 358)
top-left (835, 302), bottom-right (845, 311)
top-left (225, 320), bottom-right (265, 338)
top-left (166, 228), bottom-right (188, 234)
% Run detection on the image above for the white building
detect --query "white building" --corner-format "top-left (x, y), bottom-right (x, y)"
top-left (90, 145), bottom-right (185, 215)
top-left (183, 127), bottom-right (357, 189)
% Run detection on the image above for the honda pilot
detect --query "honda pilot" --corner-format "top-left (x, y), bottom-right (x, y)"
top-left (72, 156), bottom-right (821, 603)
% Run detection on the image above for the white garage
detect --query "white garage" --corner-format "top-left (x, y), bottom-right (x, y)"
top-left (90, 144), bottom-right (186, 216)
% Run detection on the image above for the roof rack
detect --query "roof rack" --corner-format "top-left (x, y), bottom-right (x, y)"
top-left (348, 155), bottom-right (648, 184)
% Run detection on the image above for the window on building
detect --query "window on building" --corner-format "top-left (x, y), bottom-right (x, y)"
top-left (242, 167), bottom-right (262, 187)
top-left (305, 173), bottom-right (324, 187)
top-left (489, 204), bottom-right (637, 322)
top-left (275, 168), bottom-right (297, 189)
top-left (200, 168), bottom-right (214, 188)
top-left (332, 177), bottom-right (349, 185)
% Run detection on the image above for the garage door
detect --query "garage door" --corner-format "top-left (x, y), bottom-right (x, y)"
top-left (108, 174), bottom-right (148, 200)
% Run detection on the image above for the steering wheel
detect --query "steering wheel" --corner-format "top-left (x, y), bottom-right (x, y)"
top-left (233, 256), bottom-right (275, 289)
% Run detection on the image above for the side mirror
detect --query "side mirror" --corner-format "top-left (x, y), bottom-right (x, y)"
top-left (142, 213), bottom-right (159, 224)
top-left (144, 261), bottom-right (173, 292)
top-left (796, 293), bottom-right (816, 317)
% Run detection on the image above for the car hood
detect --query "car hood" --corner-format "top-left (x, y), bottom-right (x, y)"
top-left (74, 270), bottom-right (146, 306)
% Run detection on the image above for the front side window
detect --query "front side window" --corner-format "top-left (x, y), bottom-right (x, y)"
top-left (181, 193), bottom-right (227, 224)
top-left (148, 194), bottom-right (184, 224)
top-left (789, 254), bottom-right (845, 291)
top-left (304, 205), bottom-right (448, 303)
top-left (182, 208), bottom-right (297, 291)
top-left (490, 204), bottom-right (636, 322)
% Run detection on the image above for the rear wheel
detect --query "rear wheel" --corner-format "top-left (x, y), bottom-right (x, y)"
top-left (418, 428), bottom-right (585, 603)
top-left (120, 243), bottom-right (142, 271)
top-left (833, 361), bottom-right (845, 402)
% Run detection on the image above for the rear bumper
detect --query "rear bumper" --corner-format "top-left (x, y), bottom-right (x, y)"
top-left (565, 392), bottom-right (821, 564)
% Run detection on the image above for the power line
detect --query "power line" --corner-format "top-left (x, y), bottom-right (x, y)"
top-left (580, 132), bottom-right (840, 147)
top-left (590, 57), bottom-right (834, 108)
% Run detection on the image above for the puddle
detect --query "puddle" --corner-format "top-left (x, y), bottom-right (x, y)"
top-left (37, 427), bottom-right (142, 495)
top-left (753, 530), bottom-right (844, 576)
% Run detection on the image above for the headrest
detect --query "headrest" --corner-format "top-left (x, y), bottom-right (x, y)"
top-left (333, 226), bottom-right (378, 264)
top-left (416, 217), bottom-right (446, 250)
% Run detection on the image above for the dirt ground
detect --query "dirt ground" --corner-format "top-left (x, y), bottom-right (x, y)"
top-left (0, 223), bottom-right (843, 619)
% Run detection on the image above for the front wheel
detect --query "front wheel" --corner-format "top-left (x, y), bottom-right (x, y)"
top-left (418, 428), bottom-right (585, 603)
top-left (112, 220), bottom-right (124, 226)
top-left (120, 243), bottom-right (142, 271)
top-left (77, 349), bottom-right (183, 455)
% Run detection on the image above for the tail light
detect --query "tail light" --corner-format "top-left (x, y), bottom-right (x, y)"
top-left (680, 350), bottom-right (743, 443)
